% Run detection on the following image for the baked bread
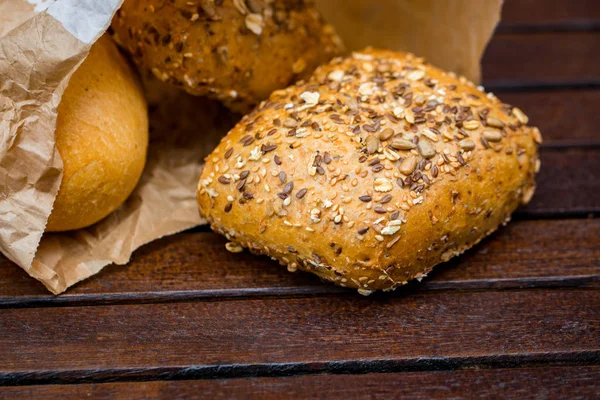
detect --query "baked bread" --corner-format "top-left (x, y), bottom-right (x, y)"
top-left (197, 49), bottom-right (542, 294)
top-left (46, 35), bottom-right (148, 232)
top-left (110, 0), bottom-right (344, 112)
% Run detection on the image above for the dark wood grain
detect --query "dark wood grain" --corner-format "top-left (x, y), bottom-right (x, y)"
top-left (2, 366), bottom-right (598, 399)
top-left (523, 149), bottom-right (600, 216)
top-left (483, 33), bottom-right (600, 86)
top-left (1, 218), bottom-right (598, 305)
top-left (501, 0), bottom-right (600, 29)
top-left (499, 90), bottom-right (600, 146)
top-left (0, 289), bottom-right (598, 384)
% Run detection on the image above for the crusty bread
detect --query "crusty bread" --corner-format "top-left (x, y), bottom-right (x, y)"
top-left (197, 49), bottom-right (541, 294)
top-left (111, 0), bottom-right (344, 112)
top-left (46, 35), bottom-right (148, 232)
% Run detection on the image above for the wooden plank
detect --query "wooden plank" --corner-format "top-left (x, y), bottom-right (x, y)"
top-left (498, 90), bottom-right (600, 146)
top-left (523, 149), bottom-right (600, 216)
top-left (0, 290), bottom-right (598, 384)
top-left (2, 366), bottom-right (599, 399)
top-left (501, 0), bottom-right (600, 28)
top-left (1, 218), bottom-right (598, 304)
top-left (482, 33), bottom-right (600, 86)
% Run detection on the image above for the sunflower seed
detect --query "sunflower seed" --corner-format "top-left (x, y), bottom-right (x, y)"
top-left (482, 130), bottom-right (503, 142)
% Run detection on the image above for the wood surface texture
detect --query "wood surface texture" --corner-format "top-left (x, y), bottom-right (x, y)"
top-left (1, 290), bottom-right (599, 385)
top-left (1, 366), bottom-right (599, 400)
top-left (500, 0), bottom-right (600, 28)
top-left (1, 219), bottom-right (599, 305)
top-left (483, 32), bottom-right (600, 87)
top-left (1, 0), bottom-right (598, 397)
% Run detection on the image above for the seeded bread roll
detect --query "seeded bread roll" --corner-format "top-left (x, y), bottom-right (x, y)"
top-left (111, 0), bottom-right (344, 112)
top-left (197, 49), bottom-right (542, 294)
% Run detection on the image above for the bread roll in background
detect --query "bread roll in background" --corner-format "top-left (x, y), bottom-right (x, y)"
top-left (111, 0), bottom-right (344, 112)
top-left (46, 35), bottom-right (148, 232)
top-left (197, 49), bottom-right (542, 294)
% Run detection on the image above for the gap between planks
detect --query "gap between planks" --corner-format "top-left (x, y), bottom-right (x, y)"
top-left (1, 279), bottom-right (599, 310)
top-left (1, 365), bottom-right (599, 399)
top-left (1, 351), bottom-right (599, 387)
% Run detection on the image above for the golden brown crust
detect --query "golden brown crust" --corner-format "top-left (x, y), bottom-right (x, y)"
top-left (47, 35), bottom-right (148, 232)
top-left (111, 0), bottom-right (344, 112)
top-left (197, 49), bottom-right (542, 294)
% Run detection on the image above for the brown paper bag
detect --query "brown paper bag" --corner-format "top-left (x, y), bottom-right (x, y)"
top-left (0, 0), bottom-right (502, 294)
top-left (317, 0), bottom-right (504, 83)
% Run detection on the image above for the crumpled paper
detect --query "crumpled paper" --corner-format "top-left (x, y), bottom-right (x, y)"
top-left (0, 0), bottom-right (502, 294)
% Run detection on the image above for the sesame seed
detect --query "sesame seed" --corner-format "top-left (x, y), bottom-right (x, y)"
top-left (407, 69), bottom-right (425, 81)
top-left (225, 242), bottom-right (244, 253)
top-left (283, 117), bottom-right (298, 128)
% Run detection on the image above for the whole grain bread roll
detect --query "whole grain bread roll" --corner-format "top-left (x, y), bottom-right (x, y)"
top-left (110, 0), bottom-right (344, 112)
top-left (46, 35), bottom-right (148, 232)
top-left (197, 49), bottom-right (542, 294)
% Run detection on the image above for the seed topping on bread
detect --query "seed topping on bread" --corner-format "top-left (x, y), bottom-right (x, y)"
top-left (198, 49), bottom-right (541, 293)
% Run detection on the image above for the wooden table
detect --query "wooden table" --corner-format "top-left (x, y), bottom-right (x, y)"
top-left (1, 1), bottom-right (599, 398)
